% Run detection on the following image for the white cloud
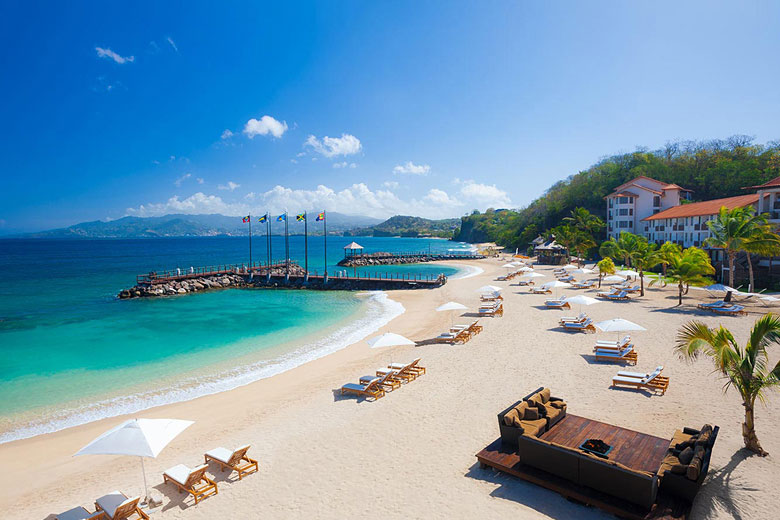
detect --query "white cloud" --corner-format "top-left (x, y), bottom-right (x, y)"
top-left (95, 47), bottom-right (134, 64)
top-left (196, 177), bottom-right (204, 184)
top-left (393, 161), bottom-right (430, 175)
top-left (290, 159), bottom-right (298, 164)
top-left (174, 173), bottom-right (191, 187)
top-left (166, 37), bottom-right (178, 53)
top-left (220, 129), bottom-right (233, 140)
top-left (424, 188), bottom-right (460, 206)
top-left (243, 115), bottom-right (288, 138)
top-left (218, 181), bottom-right (240, 191)
top-left (332, 162), bottom-right (357, 169)
top-left (459, 180), bottom-right (511, 207)
top-left (126, 181), bottom-right (510, 220)
top-left (305, 134), bottom-right (361, 158)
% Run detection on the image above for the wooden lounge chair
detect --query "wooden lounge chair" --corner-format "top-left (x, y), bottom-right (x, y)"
top-left (94, 492), bottom-right (148, 520)
top-left (531, 286), bottom-right (551, 294)
top-left (559, 312), bottom-right (588, 324)
top-left (204, 445), bottom-right (259, 480)
top-left (697, 300), bottom-right (727, 310)
top-left (57, 507), bottom-right (107, 520)
top-left (557, 275), bottom-right (575, 282)
top-left (598, 290), bottom-right (630, 300)
top-left (340, 376), bottom-right (386, 399)
top-left (571, 280), bottom-right (596, 289)
top-left (388, 358), bottom-right (426, 380)
top-left (712, 304), bottom-right (747, 316)
top-left (360, 371), bottom-right (401, 391)
top-left (516, 280), bottom-right (534, 286)
top-left (595, 335), bottom-right (632, 350)
top-left (561, 318), bottom-right (596, 333)
top-left (163, 463), bottom-right (218, 504)
top-left (624, 285), bottom-right (641, 293)
top-left (611, 365), bottom-right (669, 395)
top-left (479, 304), bottom-right (504, 316)
top-left (594, 346), bottom-right (638, 365)
top-left (544, 298), bottom-right (570, 309)
top-left (481, 294), bottom-right (503, 301)
top-left (466, 320), bottom-right (482, 335)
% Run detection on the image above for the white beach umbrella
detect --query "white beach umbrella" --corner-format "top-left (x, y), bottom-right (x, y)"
top-left (572, 268), bottom-right (594, 275)
top-left (616, 269), bottom-right (639, 277)
top-left (602, 274), bottom-right (626, 284)
top-left (478, 285), bottom-right (503, 294)
top-left (521, 272), bottom-right (545, 280)
top-left (501, 263), bottom-right (516, 268)
top-left (367, 332), bottom-right (416, 348)
top-left (704, 283), bottom-right (737, 293)
top-left (436, 301), bottom-right (468, 327)
top-left (543, 280), bottom-right (572, 298)
top-left (595, 318), bottom-right (646, 342)
top-left (517, 266), bottom-right (534, 272)
top-left (76, 418), bottom-right (193, 503)
top-left (562, 264), bottom-right (579, 270)
top-left (564, 294), bottom-right (600, 313)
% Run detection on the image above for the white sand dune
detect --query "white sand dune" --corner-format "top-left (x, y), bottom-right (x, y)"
top-left (1, 259), bottom-right (778, 519)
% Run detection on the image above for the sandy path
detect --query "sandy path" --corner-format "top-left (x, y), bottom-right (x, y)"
top-left (1, 259), bottom-right (778, 519)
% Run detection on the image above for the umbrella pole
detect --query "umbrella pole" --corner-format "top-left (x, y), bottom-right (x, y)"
top-left (141, 457), bottom-right (149, 505)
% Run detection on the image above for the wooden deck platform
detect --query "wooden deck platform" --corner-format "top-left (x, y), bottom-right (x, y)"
top-left (541, 414), bottom-right (670, 474)
top-left (475, 415), bottom-right (691, 520)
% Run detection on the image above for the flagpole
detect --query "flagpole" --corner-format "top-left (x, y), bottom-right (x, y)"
top-left (284, 212), bottom-right (288, 276)
top-left (304, 211), bottom-right (308, 275)
top-left (324, 210), bottom-right (327, 282)
top-left (248, 213), bottom-right (252, 268)
top-left (266, 216), bottom-right (270, 268)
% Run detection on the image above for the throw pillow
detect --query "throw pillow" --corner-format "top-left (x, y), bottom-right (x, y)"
top-left (671, 464), bottom-right (688, 475)
top-left (540, 388), bottom-right (551, 403)
top-left (687, 453), bottom-right (703, 480)
top-left (696, 424), bottom-right (713, 447)
top-left (550, 401), bottom-right (566, 409)
top-left (678, 446), bottom-right (694, 465)
top-left (675, 436), bottom-right (698, 451)
top-left (524, 407), bottom-right (540, 420)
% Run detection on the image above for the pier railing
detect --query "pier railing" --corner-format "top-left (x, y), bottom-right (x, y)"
top-left (137, 261), bottom-right (290, 285)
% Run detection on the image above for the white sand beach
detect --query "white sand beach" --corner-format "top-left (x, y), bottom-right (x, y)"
top-left (2, 259), bottom-right (779, 519)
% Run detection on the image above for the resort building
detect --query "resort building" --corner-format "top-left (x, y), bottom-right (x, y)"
top-left (605, 176), bottom-right (691, 239)
top-left (641, 194), bottom-right (760, 248)
top-left (746, 176), bottom-right (780, 223)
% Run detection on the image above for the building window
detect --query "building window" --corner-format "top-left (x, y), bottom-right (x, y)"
top-left (609, 199), bottom-right (613, 208)
top-left (618, 208), bottom-right (629, 216)
top-left (653, 196), bottom-right (660, 207)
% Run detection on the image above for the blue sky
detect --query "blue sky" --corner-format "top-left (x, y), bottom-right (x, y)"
top-left (1, 0), bottom-right (779, 232)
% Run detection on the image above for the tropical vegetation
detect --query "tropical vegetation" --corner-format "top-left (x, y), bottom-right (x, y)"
top-left (676, 314), bottom-right (780, 456)
top-left (666, 246), bottom-right (716, 305)
top-left (453, 137), bottom-right (780, 250)
top-left (596, 257), bottom-right (615, 288)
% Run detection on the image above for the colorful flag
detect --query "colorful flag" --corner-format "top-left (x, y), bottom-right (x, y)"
top-left (258, 214), bottom-right (268, 223)
top-left (296, 213), bottom-right (305, 222)
top-left (277, 214), bottom-right (286, 222)
top-left (316, 211), bottom-right (325, 221)
top-left (242, 215), bottom-right (250, 223)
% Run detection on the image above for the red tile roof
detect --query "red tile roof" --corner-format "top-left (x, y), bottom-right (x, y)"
top-left (744, 176), bottom-right (780, 190)
top-left (605, 190), bottom-right (639, 199)
top-left (662, 183), bottom-right (692, 192)
top-left (642, 194), bottom-right (759, 221)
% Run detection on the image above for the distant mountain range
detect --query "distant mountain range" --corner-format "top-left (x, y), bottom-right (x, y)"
top-left (13, 213), bottom-right (384, 238)
top-left (344, 215), bottom-right (460, 238)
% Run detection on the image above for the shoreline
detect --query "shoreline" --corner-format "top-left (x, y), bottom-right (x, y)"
top-left (0, 290), bottom-right (405, 445)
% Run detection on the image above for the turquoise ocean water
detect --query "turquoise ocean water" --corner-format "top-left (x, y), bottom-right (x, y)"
top-left (0, 236), bottom-right (471, 442)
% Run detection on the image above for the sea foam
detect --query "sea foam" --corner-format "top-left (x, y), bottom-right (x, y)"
top-left (0, 291), bottom-right (405, 444)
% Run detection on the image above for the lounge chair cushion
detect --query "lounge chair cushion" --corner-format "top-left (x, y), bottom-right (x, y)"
top-left (678, 446), bottom-right (694, 465)
top-left (57, 506), bottom-right (101, 520)
top-left (549, 400), bottom-right (566, 410)
top-left (524, 407), bottom-right (540, 420)
top-left (95, 492), bottom-right (131, 519)
top-left (539, 388), bottom-right (551, 403)
top-left (342, 382), bottom-right (367, 392)
top-left (520, 417), bottom-right (547, 437)
top-left (503, 408), bottom-right (522, 427)
top-left (205, 446), bottom-right (234, 464)
top-left (687, 447), bottom-right (705, 480)
top-left (164, 464), bottom-right (193, 486)
top-left (696, 424), bottom-right (714, 447)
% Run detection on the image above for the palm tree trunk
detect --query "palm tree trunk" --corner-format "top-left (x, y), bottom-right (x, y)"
top-left (598, 274), bottom-right (602, 288)
top-left (743, 398), bottom-right (768, 456)
top-left (678, 282), bottom-right (683, 306)
top-left (728, 251), bottom-right (736, 287)
top-left (746, 252), bottom-right (755, 293)
top-left (639, 271), bottom-right (644, 297)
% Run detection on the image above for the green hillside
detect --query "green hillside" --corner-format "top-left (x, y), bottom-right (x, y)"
top-left (453, 137), bottom-right (780, 249)
top-left (345, 215), bottom-right (460, 238)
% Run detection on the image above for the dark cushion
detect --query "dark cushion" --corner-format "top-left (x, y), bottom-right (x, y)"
top-left (671, 464), bottom-right (688, 474)
top-left (524, 407), bottom-right (540, 420)
top-left (678, 446), bottom-right (694, 465)
top-left (550, 400), bottom-right (566, 409)
top-left (686, 446), bottom-right (705, 481)
top-left (675, 437), bottom-right (698, 451)
top-left (696, 424), bottom-right (713, 447)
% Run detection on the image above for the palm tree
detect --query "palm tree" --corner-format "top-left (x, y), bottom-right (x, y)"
top-left (600, 234), bottom-right (633, 267)
top-left (705, 206), bottom-right (774, 288)
top-left (628, 239), bottom-right (659, 297)
top-left (742, 223), bottom-right (780, 292)
top-left (596, 257), bottom-right (615, 288)
top-left (564, 207), bottom-right (605, 241)
top-left (656, 241), bottom-right (682, 279)
top-left (666, 246), bottom-right (715, 305)
top-left (676, 314), bottom-right (780, 456)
